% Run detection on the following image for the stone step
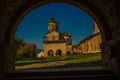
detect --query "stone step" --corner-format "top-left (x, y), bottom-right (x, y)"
top-left (5, 69), bottom-right (118, 80)
top-left (5, 75), bottom-right (118, 80)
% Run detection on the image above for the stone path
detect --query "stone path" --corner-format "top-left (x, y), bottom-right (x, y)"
top-left (16, 66), bottom-right (105, 72)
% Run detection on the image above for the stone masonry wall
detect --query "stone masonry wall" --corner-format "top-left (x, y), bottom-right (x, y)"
top-left (44, 42), bottom-right (66, 57)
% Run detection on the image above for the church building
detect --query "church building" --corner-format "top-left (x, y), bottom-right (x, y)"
top-left (73, 22), bottom-right (102, 53)
top-left (43, 18), bottom-right (73, 57)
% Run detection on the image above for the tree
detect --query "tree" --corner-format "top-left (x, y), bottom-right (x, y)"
top-left (15, 38), bottom-right (36, 60)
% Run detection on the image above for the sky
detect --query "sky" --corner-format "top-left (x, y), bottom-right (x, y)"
top-left (16, 3), bottom-right (94, 49)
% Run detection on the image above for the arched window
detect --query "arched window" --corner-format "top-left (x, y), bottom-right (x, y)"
top-left (48, 50), bottom-right (54, 56)
top-left (56, 49), bottom-right (62, 56)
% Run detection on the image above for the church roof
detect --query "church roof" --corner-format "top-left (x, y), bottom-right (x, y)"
top-left (63, 30), bottom-right (71, 36)
top-left (49, 17), bottom-right (58, 23)
top-left (44, 40), bottom-right (66, 43)
top-left (80, 32), bottom-right (100, 44)
top-left (46, 31), bottom-right (60, 34)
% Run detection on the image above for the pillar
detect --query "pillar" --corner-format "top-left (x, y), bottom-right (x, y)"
top-left (100, 42), bottom-right (111, 68)
top-left (111, 40), bottom-right (120, 77)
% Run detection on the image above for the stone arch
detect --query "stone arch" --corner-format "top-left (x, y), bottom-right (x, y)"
top-left (1, 0), bottom-right (115, 72)
top-left (56, 49), bottom-right (62, 56)
top-left (48, 50), bottom-right (54, 56)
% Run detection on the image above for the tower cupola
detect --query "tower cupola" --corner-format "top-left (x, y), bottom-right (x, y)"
top-left (48, 17), bottom-right (58, 32)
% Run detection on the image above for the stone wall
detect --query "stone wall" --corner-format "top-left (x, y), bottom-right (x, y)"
top-left (66, 45), bottom-right (73, 54)
top-left (73, 22), bottom-right (102, 54)
top-left (80, 33), bottom-right (102, 53)
top-left (46, 31), bottom-right (60, 41)
top-left (44, 42), bottom-right (67, 56)
top-left (44, 42), bottom-right (73, 57)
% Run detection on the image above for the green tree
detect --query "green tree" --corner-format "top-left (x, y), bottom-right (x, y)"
top-left (27, 47), bottom-right (36, 59)
top-left (15, 38), bottom-right (36, 60)
top-left (16, 45), bottom-right (23, 60)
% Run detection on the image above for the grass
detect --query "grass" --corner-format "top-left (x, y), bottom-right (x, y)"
top-left (15, 53), bottom-right (101, 66)
top-left (15, 52), bottom-right (102, 70)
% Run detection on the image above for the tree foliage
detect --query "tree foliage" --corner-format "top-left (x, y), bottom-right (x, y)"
top-left (15, 39), bottom-right (36, 60)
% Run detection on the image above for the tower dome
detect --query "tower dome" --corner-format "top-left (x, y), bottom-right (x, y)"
top-left (63, 30), bottom-right (71, 36)
top-left (49, 17), bottom-right (58, 23)
top-left (48, 17), bottom-right (58, 32)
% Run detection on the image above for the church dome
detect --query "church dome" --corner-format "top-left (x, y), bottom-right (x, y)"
top-left (63, 30), bottom-right (71, 36)
top-left (49, 17), bottom-right (58, 23)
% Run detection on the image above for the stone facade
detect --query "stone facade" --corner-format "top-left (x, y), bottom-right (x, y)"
top-left (43, 18), bottom-right (72, 57)
top-left (73, 22), bottom-right (102, 53)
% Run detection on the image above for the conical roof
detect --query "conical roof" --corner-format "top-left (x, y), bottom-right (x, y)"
top-left (49, 17), bottom-right (58, 23)
top-left (63, 30), bottom-right (71, 36)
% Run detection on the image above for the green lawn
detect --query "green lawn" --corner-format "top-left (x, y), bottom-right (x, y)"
top-left (15, 52), bottom-right (102, 66)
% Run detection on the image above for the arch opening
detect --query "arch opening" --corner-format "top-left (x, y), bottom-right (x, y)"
top-left (3, 1), bottom-right (113, 72)
top-left (48, 50), bottom-right (54, 56)
top-left (56, 50), bottom-right (62, 56)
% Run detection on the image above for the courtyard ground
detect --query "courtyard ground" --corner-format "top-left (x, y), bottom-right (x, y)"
top-left (15, 53), bottom-right (102, 70)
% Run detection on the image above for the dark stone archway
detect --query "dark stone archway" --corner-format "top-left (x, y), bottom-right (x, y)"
top-left (0, 1), bottom-right (120, 78)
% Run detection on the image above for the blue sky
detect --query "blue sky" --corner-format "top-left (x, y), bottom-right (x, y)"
top-left (16, 3), bottom-right (94, 49)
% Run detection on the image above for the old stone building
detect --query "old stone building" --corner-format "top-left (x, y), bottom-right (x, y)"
top-left (43, 18), bottom-right (72, 57)
top-left (73, 22), bottom-right (102, 53)
top-left (0, 0), bottom-right (120, 80)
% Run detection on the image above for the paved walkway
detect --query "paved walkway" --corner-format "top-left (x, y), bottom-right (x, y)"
top-left (16, 67), bottom-right (104, 72)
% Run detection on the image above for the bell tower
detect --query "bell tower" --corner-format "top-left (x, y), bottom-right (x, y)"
top-left (48, 17), bottom-right (58, 32)
top-left (92, 21), bottom-right (100, 34)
